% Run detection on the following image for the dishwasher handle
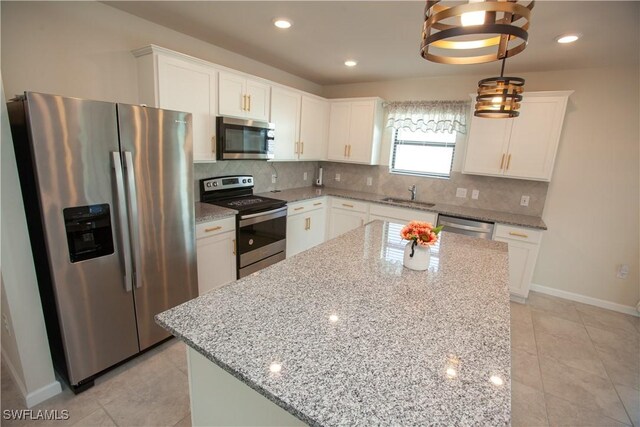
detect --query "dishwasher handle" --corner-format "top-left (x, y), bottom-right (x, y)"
top-left (439, 220), bottom-right (493, 234)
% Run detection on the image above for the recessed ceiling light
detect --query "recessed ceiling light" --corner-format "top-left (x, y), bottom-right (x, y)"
top-left (273, 19), bottom-right (292, 29)
top-left (344, 60), bottom-right (357, 67)
top-left (556, 34), bottom-right (581, 44)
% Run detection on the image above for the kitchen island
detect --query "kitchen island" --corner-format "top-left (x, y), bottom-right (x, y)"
top-left (156, 221), bottom-right (512, 426)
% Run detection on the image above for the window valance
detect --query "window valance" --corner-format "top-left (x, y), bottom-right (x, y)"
top-left (385, 100), bottom-right (468, 134)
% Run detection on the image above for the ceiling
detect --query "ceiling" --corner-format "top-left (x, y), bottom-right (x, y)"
top-left (106, 1), bottom-right (640, 86)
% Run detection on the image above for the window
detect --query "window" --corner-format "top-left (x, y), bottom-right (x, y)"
top-left (390, 128), bottom-right (457, 178)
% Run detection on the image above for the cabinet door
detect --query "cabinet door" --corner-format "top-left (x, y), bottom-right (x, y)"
top-left (329, 208), bottom-right (366, 239)
top-left (505, 97), bottom-right (565, 180)
top-left (196, 231), bottom-right (236, 295)
top-left (299, 96), bottom-right (329, 161)
top-left (271, 87), bottom-right (301, 161)
top-left (348, 101), bottom-right (375, 163)
top-left (245, 79), bottom-right (271, 121)
top-left (286, 213), bottom-right (307, 258)
top-left (327, 102), bottom-right (351, 161)
top-left (157, 56), bottom-right (216, 162)
top-left (494, 237), bottom-right (539, 299)
top-left (463, 115), bottom-right (512, 176)
top-left (307, 208), bottom-right (327, 249)
top-left (218, 71), bottom-right (246, 118)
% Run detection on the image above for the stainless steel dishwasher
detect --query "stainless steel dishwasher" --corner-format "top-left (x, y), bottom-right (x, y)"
top-left (437, 214), bottom-right (495, 240)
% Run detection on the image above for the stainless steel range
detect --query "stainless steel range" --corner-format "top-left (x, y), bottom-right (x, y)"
top-left (200, 176), bottom-right (287, 278)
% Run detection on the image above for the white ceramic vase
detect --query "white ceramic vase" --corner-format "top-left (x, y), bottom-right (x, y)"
top-left (403, 240), bottom-right (431, 271)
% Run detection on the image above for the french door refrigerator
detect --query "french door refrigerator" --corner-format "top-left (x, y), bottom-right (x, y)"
top-left (8, 92), bottom-right (197, 392)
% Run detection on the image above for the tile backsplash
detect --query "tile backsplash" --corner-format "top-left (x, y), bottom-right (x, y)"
top-left (319, 162), bottom-right (548, 216)
top-left (194, 160), bottom-right (548, 216)
top-left (194, 161), bottom-right (319, 200)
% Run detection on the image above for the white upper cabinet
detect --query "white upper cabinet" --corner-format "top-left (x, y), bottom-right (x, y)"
top-left (270, 87), bottom-right (302, 161)
top-left (270, 88), bottom-right (329, 161)
top-left (327, 98), bottom-right (384, 165)
top-left (133, 46), bottom-right (217, 163)
top-left (463, 91), bottom-right (572, 181)
top-left (219, 71), bottom-right (270, 121)
top-left (299, 96), bottom-right (329, 161)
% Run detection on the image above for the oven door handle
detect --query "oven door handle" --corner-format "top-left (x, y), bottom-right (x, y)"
top-left (239, 206), bottom-right (288, 226)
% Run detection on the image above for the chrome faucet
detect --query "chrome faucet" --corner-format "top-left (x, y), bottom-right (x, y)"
top-left (409, 185), bottom-right (417, 201)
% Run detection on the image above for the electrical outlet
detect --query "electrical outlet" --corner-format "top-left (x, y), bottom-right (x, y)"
top-left (520, 195), bottom-right (530, 207)
top-left (335, 173), bottom-right (341, 182)
top-left (303, 172), bottom-right (308, 181)
top-left (366, 177), bottom-right (373, 186)
top-left (617, 264), bottom-right (629, 279)
top-left (271, 174), bottom-right (277, 184)
top-left (456, 188), bottom-right (467, 198)
top-left (471, 189), bottom-right (479, 200)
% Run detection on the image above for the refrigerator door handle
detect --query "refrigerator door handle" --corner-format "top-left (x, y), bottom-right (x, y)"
top-left (124, 151), bottom-right (143, 289)
top-left (111, 152), bottom-right (133, 292)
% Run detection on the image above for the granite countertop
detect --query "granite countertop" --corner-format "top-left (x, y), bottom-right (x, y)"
top-left (259, 187), bottom-right (547, 230)
top-left (157, 221), bottom-right (512, 426)
top-left (194, 202), bottom-right (237, 224)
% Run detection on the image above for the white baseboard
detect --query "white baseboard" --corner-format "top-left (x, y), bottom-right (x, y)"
top-left (1, 348), bottom-right (62, 408)
top-left (530, 283), bottom-right (640, 317)
top-left (25, 380), bottom-right (62, 408)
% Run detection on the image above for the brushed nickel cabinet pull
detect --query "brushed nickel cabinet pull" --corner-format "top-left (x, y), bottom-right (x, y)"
top-left (509, 231), bottom-right (529, 238)
top-left (205, 226), bottom-right (222, 233)
top-left (342, 203), bottom-right (354, 208)
top-left (248, 94), bottom-right (251, 111)
top-left (500, 154), bottom-right (505, 169)
top-left (294, 206), bottom-right (305, 211)
top-left (313, 202), bottom-right (322, 206)
top-left (211, 136), bottom-right (216, 154)
top-left (506, 154), bottom-right (512, 170)
top-left (295, 142), bottom-right (299, 154)
top-left (300, 141), bottom-right (304, 155)
top-left (232, 239), bottom-right (236, 255)
top-left (348, 145), bottom-right (352, 157)
top-left (242, 94), bottom-right (247, 111)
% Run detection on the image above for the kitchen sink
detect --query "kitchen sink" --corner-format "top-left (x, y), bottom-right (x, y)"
top-left (380, 197), bottom-right (435, 208)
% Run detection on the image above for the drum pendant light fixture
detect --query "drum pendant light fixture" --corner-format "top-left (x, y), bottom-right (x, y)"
top-left (474, 58), bottom-right (524, 118)
top-left (420, 0), bottom-right (534, 65)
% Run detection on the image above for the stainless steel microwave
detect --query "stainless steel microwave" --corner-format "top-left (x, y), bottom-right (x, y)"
top-left (216, 117), bottom-right (275, 160)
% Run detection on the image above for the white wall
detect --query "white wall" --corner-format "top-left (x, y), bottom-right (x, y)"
top-left (0, 1), bottom-right (322, 103)
top-left (0, 83), bottom-right (62, 406)
top-left (324, 66), bottom-right (640, 309)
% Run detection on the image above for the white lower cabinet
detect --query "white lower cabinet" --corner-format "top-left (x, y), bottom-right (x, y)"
top-left (369, 204), bottom-right (437, 226)
top-left (329, 198), bottom-right (369, 239)
top-left (286, 198), bottom-right (327, 257)
top-left (493, 224), bottom-right (543, 301)
top-left (196, 217), bottom-right (236, 295)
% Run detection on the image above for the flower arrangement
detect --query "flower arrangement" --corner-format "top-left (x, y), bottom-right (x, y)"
top-left (401, 221), bottom-right (443, 258)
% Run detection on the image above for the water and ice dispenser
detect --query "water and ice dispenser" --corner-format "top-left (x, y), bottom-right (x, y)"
top-left (63, 204), bottom-right (114, 263)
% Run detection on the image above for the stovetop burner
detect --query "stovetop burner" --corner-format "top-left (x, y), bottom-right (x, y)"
top-left (199, 175), bottom-right (286, 214)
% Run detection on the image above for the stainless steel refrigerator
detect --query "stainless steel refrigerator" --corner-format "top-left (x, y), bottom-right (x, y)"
top-left (8, 92), bottom-right (197, 392)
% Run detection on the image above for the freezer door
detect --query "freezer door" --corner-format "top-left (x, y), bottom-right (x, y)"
top-left (22, 93), bottom-right (140, 385)
top-left (117, 104), bottom-right (197, 350)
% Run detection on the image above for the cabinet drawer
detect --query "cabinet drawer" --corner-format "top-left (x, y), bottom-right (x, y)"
top-left (494, 224), bottom-right (542, 244)
top-left (369, 203), bottom-right (437, 224)
top-left (196, 216), bottom-right (236, 239)
top-left (331, 198), bottom-right (368, 213)
top-left (287, 197), bottom-right (327, 216)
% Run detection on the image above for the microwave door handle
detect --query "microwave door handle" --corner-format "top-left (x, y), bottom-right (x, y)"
top-left (112, 152), bottom-right (133, 292)
top-left (124, 151), bottom-right (143, 289)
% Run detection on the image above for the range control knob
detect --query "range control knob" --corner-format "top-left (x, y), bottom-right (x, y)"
top-left (213, 182), bottom-right (218, 187)
top-left (206, 182), bottom-right (212, 188)
top-left (248, 178), bottom-right (252, 183)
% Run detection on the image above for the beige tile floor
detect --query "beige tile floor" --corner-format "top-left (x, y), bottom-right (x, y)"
top-left (2, 291), bottom-right (639, 426)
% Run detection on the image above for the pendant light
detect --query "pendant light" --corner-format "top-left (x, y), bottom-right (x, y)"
top-left (474, 58), bottom-right (524, 118)
top-left (420, 0), bottom-right (534, 65)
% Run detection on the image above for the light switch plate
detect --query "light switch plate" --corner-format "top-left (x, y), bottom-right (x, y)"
top-left (456, 188), bottom-right (467, 198)
top-left (366, 177), bottom-right (373, 186)
top-left (271, 174), bottom-right (277, 184)
top-left (520, 195), bottom-right (530, 207)
top-left (303, 172), bottom-right (308, 181)
top-left (471, 189), bottom-right (479, 200)
top-left (335, 173), bottom-right (341, 182)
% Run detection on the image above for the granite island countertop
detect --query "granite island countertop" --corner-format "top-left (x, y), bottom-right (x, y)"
top-left (259, 186), bottom-right (547, 230)
top-left (157, 221), bottom-right (512, 426)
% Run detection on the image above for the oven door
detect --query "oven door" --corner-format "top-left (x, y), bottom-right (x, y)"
top-left (217, 117), bottom-right (275, 160)
top-left (237, 206), bottom-right (287, 277)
